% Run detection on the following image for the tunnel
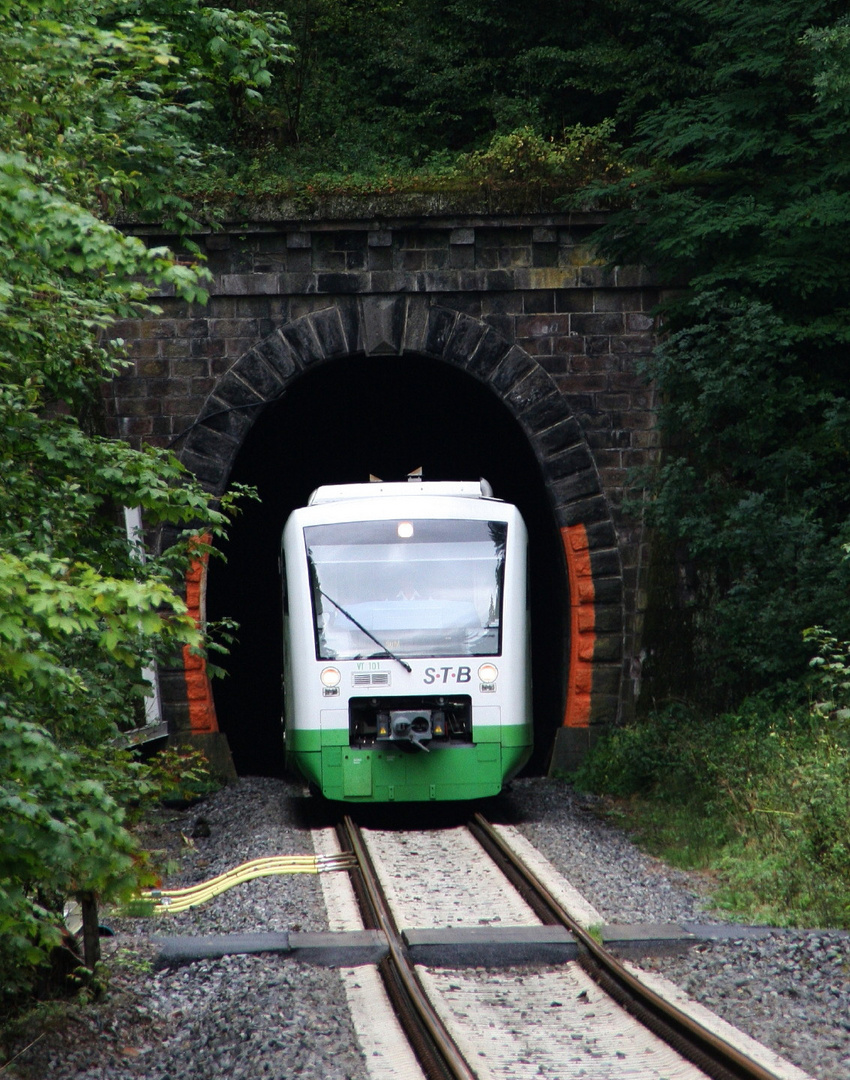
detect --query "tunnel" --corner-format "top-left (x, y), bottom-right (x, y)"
top-left (206, 352), bottom-right (568, 778)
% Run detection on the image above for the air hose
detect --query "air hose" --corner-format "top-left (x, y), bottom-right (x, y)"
top-left (140, 852), bottom-right (356, 914)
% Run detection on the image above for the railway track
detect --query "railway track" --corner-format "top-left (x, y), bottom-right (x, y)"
top-left (323, 814), bottom-right (810, 1080)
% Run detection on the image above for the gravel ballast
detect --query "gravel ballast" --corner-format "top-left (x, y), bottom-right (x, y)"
top-left (2, 775), bottom-right (848, 1079)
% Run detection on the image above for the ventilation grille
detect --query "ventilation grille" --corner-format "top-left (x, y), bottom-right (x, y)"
top-left (352, 672), bottom-right (391, 687)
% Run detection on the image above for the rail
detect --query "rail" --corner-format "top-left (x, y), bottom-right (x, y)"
top-left (337, 815), bottom-right (478, 1080)
top-left (468, 812), bottom-right (784, 1080)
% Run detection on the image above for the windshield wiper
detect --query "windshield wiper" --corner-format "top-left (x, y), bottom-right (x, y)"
top-left (319, 589), bottom-right (412, 673)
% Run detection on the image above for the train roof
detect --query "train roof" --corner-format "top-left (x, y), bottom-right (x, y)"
top-left (308, 479), bottom-right (497, 504)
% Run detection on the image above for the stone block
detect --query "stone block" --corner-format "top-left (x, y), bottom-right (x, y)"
top-left (518, 290), bottom-right (556, 315)
top-left (442, 314), bottom-right (488, 368)
top-left (368, 230), bottom-right (393, 247)
top-left (287, 248), bottom-right (312, 273)
top-left (213, 370), bottom-right (264, 409)
top-left (401, 296), bottom-right (431, 354)
top-left (555, 494), bottom-right (612, 528)
top-left (586, 520), bottom-right (618, 549)
top-left (279, 272), bottom-right (318, 294)
top-left (532, 227), bottom-right (558, 244)
top-left (571, 312), bottom-right (625, 335)
top-left (519, 394), bottom-right (573, 437)
top-left (614, 265), bottom-right (647, 287)
top-left (179, 448), bottom-right (227, 490)
top-left (593, 290), bottom-right (643, 313)
top-left (532, 244), bottom-right (558, 268)
top-left (506, 370), bottom-right (559, 416)
top-left (183, 423), bottom-right (237, 462)
top-left (219, 274), bottom-right (279, 296)
top-left (481, 313), bottom-right (515, 341)
top-left (551, 468), bottom-right (602, 503)
top-left (315, 272), bottom-right (369, 294)
top-left (359, 296), bottom-right (405, 355)
top-left (236, 349), bottom-right (285, 398)
top-left (450, 228), bottom-right (475, 245)
top-left (255, 331), bottom-right (299, 381)
top-left (590, 549), bottom-right (622, 577)
top-left (449, 244), bottom-right (476, 269)
top-left (578, 265), bottom-right (616, 288)
top-left (593, 577), bottom-right (624, 605)
top-left (523, 338), bottom-right (556, 358)
top-left (287, 232), bottom-right (312, 249)
top-left (367, 246), bottom-right (393, 272)
top-left (368, 271), bottom-right (407, 293)
top-left (309, 307), bottom-right (349, 359)
top-left (491, 346), bottom-right (534, 393)
top-left (419, 270), bottom-right (461, 292)
top-left (547, 726), bottom-right (590, 776)
top-left (556, 290), bottom-right (595, 313)
top-left (280, 318), bottom-right (324, 365)
top-left (466, 327), bottom-right (512, 379)
top-left (591, 606), bottom-right (623, 636)
top-left (438, 294), bottom-right (482, 319)
top-left (517, 313), bottom-right (569, 338)
top-left (588, 693), bottom-right (621, 725)
top-left (481, 270), bottom-right (513, 291)
top-left (314, 251), bottom-right (346, 272)
top-left (401, 250), bottom-right (427, 272)
top-left (423, 249), bottom-right (449, 271)
top-left (197, 394), bottom-right (256, 442)
top-left (544, 442), bottom-right (594, 478)
top-left (626, 312), bottom-right (655, 331)
top-left (423, 305), bottom-right (459, 358)
top-left (533, 416), bottom-right (584, 455)
top-left (481, 292), bottom-right (523, 316)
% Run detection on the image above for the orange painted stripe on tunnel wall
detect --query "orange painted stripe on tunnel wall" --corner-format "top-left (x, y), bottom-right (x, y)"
top-left (561, 524), bottom-right (595, 728)
top-left (183, 533), bottom-right (219, 734)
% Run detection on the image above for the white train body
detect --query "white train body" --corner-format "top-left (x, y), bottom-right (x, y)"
top-left (280, 480), bottom-right (531, 801)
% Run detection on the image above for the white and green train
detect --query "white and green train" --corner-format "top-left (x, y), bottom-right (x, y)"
top-left (280, 479), bottom-right (532, 801)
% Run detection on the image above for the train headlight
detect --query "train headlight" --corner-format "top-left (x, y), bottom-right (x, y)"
top-left (478, 663), bottom-right (498, 684)
top-left (320, 667), bottom-right (341, 688)
top-left (397, 521), bottom-right (414, 539)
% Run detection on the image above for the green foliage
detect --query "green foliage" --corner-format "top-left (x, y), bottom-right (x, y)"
top-left (458, 122), bottom-right (625, 187)
top-left (0, 0), bottom-right (249, 1009)
top-left (574, 649), bottom-right (850, 927)
top-left (188, 0), bottom-right (632, 176)
top-left (145, 746), bottom-right (218, 804)
top-left (565, 0), bottom-right (850, 701)
top-left (804, 622), bottom-right (850, 721)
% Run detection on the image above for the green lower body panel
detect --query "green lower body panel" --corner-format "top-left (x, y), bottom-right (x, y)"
top-left (286, 725), bottom-right (531, 802)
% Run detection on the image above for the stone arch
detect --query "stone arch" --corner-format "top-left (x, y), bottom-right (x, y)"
top-left (177, 296), bottom-right (624, 770)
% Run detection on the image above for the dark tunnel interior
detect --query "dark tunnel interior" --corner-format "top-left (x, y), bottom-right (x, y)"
top-left (205, 353), bottom-right (567, 777)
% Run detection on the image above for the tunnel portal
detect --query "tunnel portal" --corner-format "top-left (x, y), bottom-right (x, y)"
top-left (206, 353), bottom-right (566, 776)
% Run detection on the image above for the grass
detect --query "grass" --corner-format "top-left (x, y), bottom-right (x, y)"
top-left (571, 689), bottom-right (850, 929)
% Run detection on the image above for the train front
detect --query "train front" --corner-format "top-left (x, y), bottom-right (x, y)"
top-left (281, 485), bottom-right (531, 801)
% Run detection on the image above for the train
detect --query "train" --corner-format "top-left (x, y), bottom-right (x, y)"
top-left (279, 478), bottom-right (532, 801)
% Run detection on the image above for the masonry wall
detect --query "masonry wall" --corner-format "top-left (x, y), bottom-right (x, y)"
top-left (106, 208), bottom-right (660, 767)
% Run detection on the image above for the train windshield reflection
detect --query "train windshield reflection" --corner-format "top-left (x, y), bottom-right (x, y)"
top-left (305, 518), bottom-right (506, 659)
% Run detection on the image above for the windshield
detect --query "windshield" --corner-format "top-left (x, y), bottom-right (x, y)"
top-left (305, 518), bottom-right (507, 660)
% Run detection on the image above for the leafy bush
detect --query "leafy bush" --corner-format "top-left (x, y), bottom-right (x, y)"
top-left (574, 651), bottom-right (850, 927)
top-left (458, 122), bottom-right (625, 188)
top-left (0, 0), bottom-right (244, 1011)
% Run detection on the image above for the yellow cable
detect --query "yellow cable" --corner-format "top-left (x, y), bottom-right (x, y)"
top-left (137, 852), bottom-right (356, 914)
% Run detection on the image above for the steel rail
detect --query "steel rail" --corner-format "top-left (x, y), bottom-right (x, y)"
top-left (338, 816), bottom-right (478, 1080)
top-left (468, 812), bottom-right (784, 1080)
